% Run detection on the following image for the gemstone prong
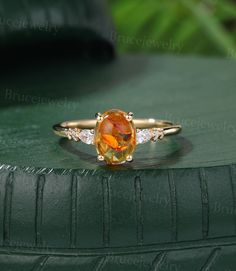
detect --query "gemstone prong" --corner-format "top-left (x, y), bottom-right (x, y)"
top-left (95, 112), bottom-right (103, 122)
top-left (126, 112), bottom-right (134, 121)
top-left (126, 155), bottom-right (133, 162)
top-left (97, 155), bottom-right (105, 161)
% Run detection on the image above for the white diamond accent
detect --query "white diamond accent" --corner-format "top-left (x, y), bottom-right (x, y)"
top-left (79, 129), bottom-right (94, 145)
top-left (65, 128), bottom-right (80, 141)
top-left (65, 128), bottom-right (94, 144)
top-left (136, 129), bottom-right (152, 144)
top-left (152, 128), bottom-right (159, 142)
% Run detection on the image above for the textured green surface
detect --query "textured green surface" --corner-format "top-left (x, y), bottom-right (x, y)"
top-left (0, 55), bottom-right (236, 270)
top-left (1, 241), bottom-right (236, 271)
top-left (0, 55), bottom-right (236, 170)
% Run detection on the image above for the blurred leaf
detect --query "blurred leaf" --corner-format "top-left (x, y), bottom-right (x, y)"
top-left (108, 0), bottom-right (236, 57)
top-left (181, 0), bottom-right (236, 57)
top-left (215, 1), bottom-right (236, 20)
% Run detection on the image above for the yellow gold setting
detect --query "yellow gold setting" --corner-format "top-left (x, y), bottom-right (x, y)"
top-left (53, 108), bottom-right (182, 165)
top-left (95, 109), bottom-right (136, 165)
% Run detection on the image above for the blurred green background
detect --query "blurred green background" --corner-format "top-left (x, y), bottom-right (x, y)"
top-left (108, 0), bottom-right (236, 58)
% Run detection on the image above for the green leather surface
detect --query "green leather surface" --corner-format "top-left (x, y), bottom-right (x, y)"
top-left (1, 241), bottom-right (236, 271)
top-left (0, 55), bottom-right (236, 170)
top-left (0, 55), bottom-right (236, 270)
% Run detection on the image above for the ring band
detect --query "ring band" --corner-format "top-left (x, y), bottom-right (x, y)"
top-left (53, 109), bottom-right (182, 165)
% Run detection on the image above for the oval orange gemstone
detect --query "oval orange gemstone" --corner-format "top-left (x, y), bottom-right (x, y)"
top-left (95, 109), bottom-right (136, 165)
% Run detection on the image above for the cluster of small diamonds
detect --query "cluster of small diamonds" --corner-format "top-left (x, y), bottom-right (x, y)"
top-left (136, 128), bottom-right (164, 144)
top-left (65, 128), bottom-right (94, 144)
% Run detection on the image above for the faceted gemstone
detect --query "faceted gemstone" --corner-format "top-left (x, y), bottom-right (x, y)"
top-left (95, 109), bottom-right (136, 165)
top-left (136, 129), bottom-right (152, 144)
top-left (79, 129), bottom-right (94, 145)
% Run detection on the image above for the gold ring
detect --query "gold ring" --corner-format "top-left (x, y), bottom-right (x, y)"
top-left (53, 109), bottom-right (182, 165)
